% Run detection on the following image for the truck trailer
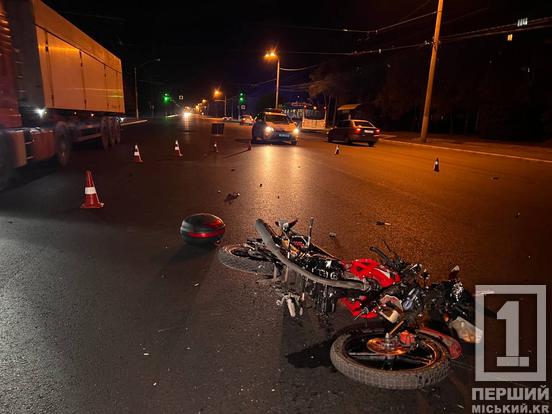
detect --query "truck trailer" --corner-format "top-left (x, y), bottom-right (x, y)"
top-left (0, 0), bottom-right (125, 190)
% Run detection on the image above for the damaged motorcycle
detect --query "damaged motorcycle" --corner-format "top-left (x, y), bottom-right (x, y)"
top-left (219, 218), bottom-right (481, 389)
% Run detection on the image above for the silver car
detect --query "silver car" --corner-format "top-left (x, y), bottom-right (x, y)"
top-left (252, 111), bottom-right (299, 145)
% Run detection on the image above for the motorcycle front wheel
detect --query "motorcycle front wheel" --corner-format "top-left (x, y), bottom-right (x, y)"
top-left (218, 243), bottom-right (275, 276)
top-left (330, 330), bottom-right (450, 389)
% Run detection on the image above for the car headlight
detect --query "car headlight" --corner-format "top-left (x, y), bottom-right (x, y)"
top-left (264, 126), bottom-right (274, 135)
top-left (293, 128), bottom-right (300, 135)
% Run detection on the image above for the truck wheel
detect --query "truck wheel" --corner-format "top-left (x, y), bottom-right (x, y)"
top-left (0, 134), bottom-right (13, 191)
top-left (111, 118), bottom-right (121, 145)
top-left (100, 118), bottom-right (110, 149)
top-left (55, 123), bottom-right (72, 167)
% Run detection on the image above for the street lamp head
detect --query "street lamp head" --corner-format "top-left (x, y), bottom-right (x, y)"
top-left (214, 89), bottom-right (221, 97)
top-left (264, 50), bottom-right (278, 60)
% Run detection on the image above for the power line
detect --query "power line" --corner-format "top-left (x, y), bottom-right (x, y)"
top-left (278, 16), bottom-right (552, 57)
top-left (442, 23), bottom-right (552, 43)
top-left (442, 16), bottom-right (552, 41)
top-left (280, 64), bottom-right (320, 72)
top-left (253, 10), bottom-right (436, 35)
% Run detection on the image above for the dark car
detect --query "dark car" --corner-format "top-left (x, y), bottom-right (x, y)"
top-left (327, 119), bottom-right (380, 146)
top-left (252, 111), bottom-right (299, 145)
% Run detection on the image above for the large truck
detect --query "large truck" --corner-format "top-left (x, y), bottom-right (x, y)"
top-left (0, 0), bottom-right (125, 190)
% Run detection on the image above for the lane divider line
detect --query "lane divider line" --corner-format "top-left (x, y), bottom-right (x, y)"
top-left (121, 120), bottom-right (149, 127)
top-left (381, 139), bottom-right (552, 164)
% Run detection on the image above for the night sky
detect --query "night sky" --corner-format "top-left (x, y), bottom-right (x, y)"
top-left (43, 0), bottom-right (551, 107)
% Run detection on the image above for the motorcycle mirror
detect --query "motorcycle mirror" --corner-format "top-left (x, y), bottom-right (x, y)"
top-left (448, 265), bottom-right (461, 280)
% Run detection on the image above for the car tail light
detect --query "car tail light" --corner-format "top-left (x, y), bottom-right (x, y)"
top-left (375, 129), bottom-right (380, 134)
top-left (354, 128), bottom-right (362, 134)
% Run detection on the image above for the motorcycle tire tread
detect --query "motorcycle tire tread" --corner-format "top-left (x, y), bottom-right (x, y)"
top-left (330, 332), bottom-right (450, 390)
top-left (218, 244), bottom-right (275, 276)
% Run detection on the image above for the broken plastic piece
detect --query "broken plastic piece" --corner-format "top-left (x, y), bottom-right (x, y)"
top-left (224, 192), bottom-right (240, 203)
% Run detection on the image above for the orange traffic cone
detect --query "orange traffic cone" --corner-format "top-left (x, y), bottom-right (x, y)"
top-left (133, 144), bottom-right (143, 163)
top-left (80, 170), bottom-right (104, 209)
top-left (175, 140), bottom-right (183, 157)
top-left (335, 145), bottom-right (340, 155)
top-left (433, 158), bottom-right (440, 172)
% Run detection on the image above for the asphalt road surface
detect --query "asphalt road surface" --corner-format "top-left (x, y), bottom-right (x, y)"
top-left (1, 116), bottom-right (550, 413)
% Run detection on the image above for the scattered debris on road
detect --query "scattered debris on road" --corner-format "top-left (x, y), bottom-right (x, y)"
top-left (515, 212), bottom-right (521, 218)
top-left (433, 158), bottom-right (440, 172)
top-left (194, 282), bottom-right (200, 287)
top-left (225, 192), bottom-right (240, 203)
top-left (259, 183), bottom-right (263, 187)
top-left (492, 176), bottom-right (499, 180)
top-left (376, 221), bottom-right (392, 226)
top-left (329, 232), bottom-right (337, 238)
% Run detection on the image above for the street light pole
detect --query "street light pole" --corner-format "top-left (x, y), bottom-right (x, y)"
top-left (133, 58), bottom-right (160, 120)
top-left (275, 58), bottom-right (280, 108)
top-left (420, 0), bottom-right (444, 142)
top-left (264, 51), bottom-right (281, 109)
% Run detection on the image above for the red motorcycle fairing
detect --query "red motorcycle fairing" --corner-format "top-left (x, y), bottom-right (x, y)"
top-left (341, 258), bottom-right (400, 319)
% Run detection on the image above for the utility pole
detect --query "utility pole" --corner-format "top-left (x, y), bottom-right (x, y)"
top-left (275, 58), bottom-right (280, 108)
top-left (420, 0), bottom-right (444, 142)
top-left (134, 66), bottom-right (139, 119)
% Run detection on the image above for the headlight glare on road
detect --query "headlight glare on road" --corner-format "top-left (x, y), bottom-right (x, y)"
top-left (293, 128), bottom-right (300, 135)
top-left (264, 126), bottom-right (274, 135)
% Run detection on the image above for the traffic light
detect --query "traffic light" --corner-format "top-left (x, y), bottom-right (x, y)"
top-left (163, 93), bottom-right (170, 104)
top-left (239, 92), bottom-right (245, 104)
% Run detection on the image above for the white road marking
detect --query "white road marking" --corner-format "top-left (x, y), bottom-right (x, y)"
top-left (121, 120), bottom-right (149, 127)
top-left (381, 139), bottom-right (552, 163)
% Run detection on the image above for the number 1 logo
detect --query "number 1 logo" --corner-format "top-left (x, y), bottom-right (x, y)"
top-left (475, 285), bottom-right (546, 382)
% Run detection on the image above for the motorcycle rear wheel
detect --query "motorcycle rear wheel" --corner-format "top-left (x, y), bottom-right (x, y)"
top-left (330, 330), bottom-right (450, 389)
top-left (218, 243), bottom-right (275, 276)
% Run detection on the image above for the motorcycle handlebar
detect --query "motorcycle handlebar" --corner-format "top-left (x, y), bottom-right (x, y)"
top-left (369, 246), bottom-right (393, 267)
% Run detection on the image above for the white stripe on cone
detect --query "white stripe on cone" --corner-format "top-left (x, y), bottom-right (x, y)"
top-left (84, 187), bottom-right (97, 195)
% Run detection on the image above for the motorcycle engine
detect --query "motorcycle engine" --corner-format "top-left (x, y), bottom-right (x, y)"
top-left (298, 254), bottom-right (346, 314)
top-left (302, 254), bottom-right (344, 280)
